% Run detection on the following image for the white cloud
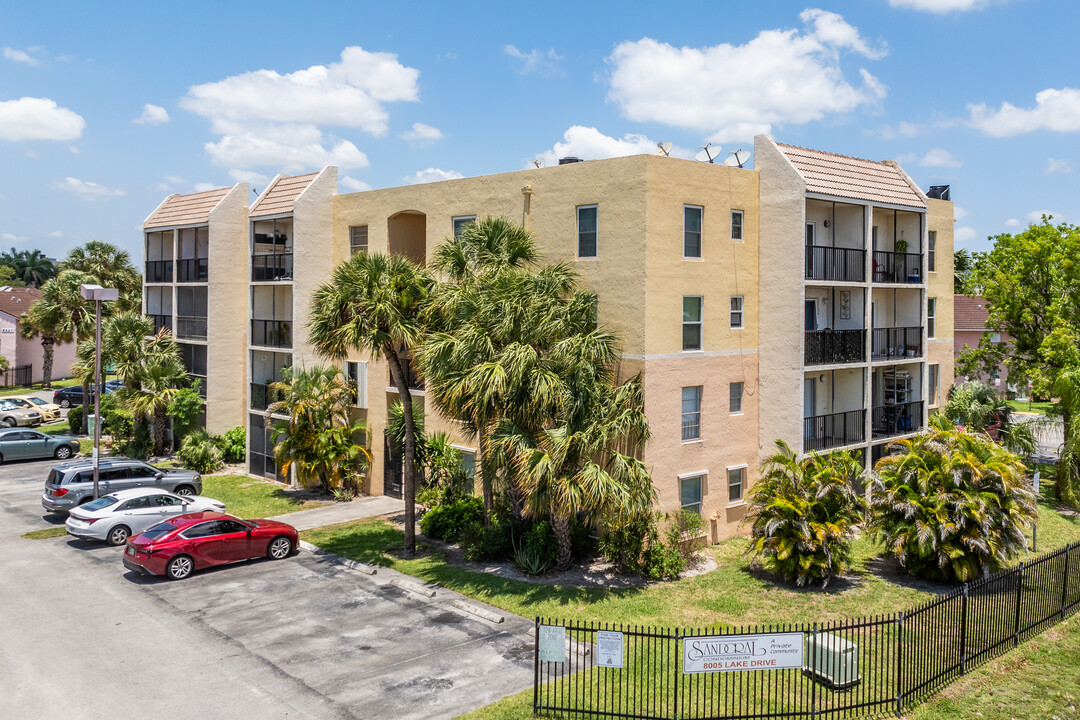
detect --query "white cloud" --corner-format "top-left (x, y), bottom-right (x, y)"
top-left (404, 168), bottom-right (464, 185)
top-left (1046, 158), bottom-right (1073, 174)
top-left (969, 88), bottom-right (1080, 137)
top-left (133, 103), bottom-right (169, 125)
top-left (0, 97), bottom-right (85, 141)
top-left (164, 175), bottom-right (185, 184)
top-left (900, 147), bottom-right (962, 168)
top-left (48, 231), bottom-right (62, 238)
top-left (193, 183), bottom-right (219, 193)
top-left (955, 226), bottom-right (977, 242)
top-left (340, 176), bottom-right (371, 192)
top-left (504, 45), bottom-right (565, 76)
top-left (69, 146), bottom-right (79, 154)
top-left (954, 206), bottom-right (969, 220)
top-left (154, 182), bottom-right (171, 192)
top-left (607, 10), bottom-right (886, 142)
top-left (1004, 218), bottom-right (1020, 227)
top-left (203, 124), bottom-right (369, 172)
top-left (535, 126), bottom-right (693, 167)
top-left (228, 169), bottom-right (269, 186)
top-left (888, 0), bottom-right (994, 12)
top-left (49, 177), bottom-right (125, 200)
top-left (2, 232), bottom-right (27, 244)
top-left (3, 47), bottom-right (40, 66)
top-left (1026, 210), bottom-right (1061, 223)
top-left (400, 122), bottom-right (443, 145)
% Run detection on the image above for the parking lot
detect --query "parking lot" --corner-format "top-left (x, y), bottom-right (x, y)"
top-left (0, 458), bottom-right (534, 719)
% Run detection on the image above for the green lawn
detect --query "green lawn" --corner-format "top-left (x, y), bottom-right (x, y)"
top-left (21, 526), bottom-right (68, 540)
top-left (39, 421), bottom-right (80, 437)
top-left (1008, 398), bottom-right (1056, 415)
top-left (0, 377), bottom-right (81, 398)
top-left (201, 474), bottom-right (330, 519)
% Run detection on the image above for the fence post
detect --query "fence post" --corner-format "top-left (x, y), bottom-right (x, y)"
top-left (894, 612), bottom-right (904, 718)
top-left (960, 584), bottom-right (969, 675)
top-left (1014, 563), bottom-right (1025, 647)
top-left (533, 617), bottom-right (539, 717)
top-left (1064, 544), bottom-right (1072, 622)
top-left (673, 628), bottom-right (680, 720)
top-left (811, 622), bottom-right (818, 718)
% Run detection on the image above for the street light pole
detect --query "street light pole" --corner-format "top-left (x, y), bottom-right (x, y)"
top-left (80, 284), bottom-right (119, 500)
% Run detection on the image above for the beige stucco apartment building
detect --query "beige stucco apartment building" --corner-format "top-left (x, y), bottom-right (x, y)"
top-left (142, 135), bottom-right (954, 543)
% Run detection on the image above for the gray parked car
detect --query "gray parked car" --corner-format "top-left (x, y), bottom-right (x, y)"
top-left (41, 458), bottom-right (202, 515)
top-left (0, 428), bottom-right (79, 463)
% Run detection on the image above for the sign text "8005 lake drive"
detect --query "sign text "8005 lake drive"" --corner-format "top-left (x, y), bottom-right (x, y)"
top-left (682, 632), bottom-right (804, 674)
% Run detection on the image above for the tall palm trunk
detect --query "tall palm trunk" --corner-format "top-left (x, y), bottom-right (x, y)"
top-left (81, 381), bottom-right (90, 434)
top-left (387, 347), bottom-right (418, 557)
top-left (551, 509), bottom-right (573, 572)
top-left (40, 337), bottom-right (55, 388)
top-left (478, 428), bottom-right (496, 521)
top-left (154, 404), bottom-right (167, 456)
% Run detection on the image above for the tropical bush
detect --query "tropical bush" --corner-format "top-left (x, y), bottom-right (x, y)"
top-left (218, 425), bottom-right (246, 463)
top-left (117, 422), bottom-right (152, 460)
top-left (67, 405), bottom-right (83, 436)
top-left (419, 495), bottom-right (484, 542)
top-left (943, 381), bottom-right (1036, 456)
top-left (460, 512), bottom-right (515, 562)
top-left (869, 421), bottom-right (1037, 582)
top-left (599, 513), bottom-right (688, 580)
top-left (167, 382), bottom-right (205, 448)
top-left (177, 428), bottom-right (224, 474)
top-left (743, 441), bottom-right (865, 588)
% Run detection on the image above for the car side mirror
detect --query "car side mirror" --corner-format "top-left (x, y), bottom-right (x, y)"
top-left (154, 472), bottom-right (164, 480)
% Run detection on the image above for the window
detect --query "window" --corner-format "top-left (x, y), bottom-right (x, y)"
top-left (730, 296), bottom-right (744, 329)
top-left (121, 496), bottom-right (152, 511)
top-left (345, 361), bottom-right (368, 409)
top-left (182, 521), bottom-right (221, 539)
top-left (928, 231), bottom-right (937, 272)
top-left (729, 382), bottom-right (743, 414)
top-left (682, 296), bottom-right (703, 351)
top-left (728, 467), bottom-right (745, 504)
top-left (990, 332), bottom-right (1002, 343)
top-left (453, 216), bottom-right (476, 238)
top-left (681, 386), bottom-right (702, 441)
top-left (731, 210), bottom-right (743, 241)
top-left (805, 222), bottom-right (815, 245)
top-left (929, 364), bottom-right (941, 407)
top-left (349, 225), bottom-right (368, 256)
top-left (218, 520), bottom-right (249, 534)
top-left (684, 205), bottom-right (702, 258)
top-left (577, 205), bottom-right (598, 258)
top-left (154, 495), bottom-right (184, 507)
top-left (680, 475), bottom-right (703, 516)
top-left (928, 297), bottom-right (936, 338)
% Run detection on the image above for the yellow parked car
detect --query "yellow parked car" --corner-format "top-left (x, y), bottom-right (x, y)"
top-left (10, 395), bottom-right (63, 422)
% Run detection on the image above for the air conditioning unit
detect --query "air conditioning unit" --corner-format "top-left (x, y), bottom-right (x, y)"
top-left (805, 632), bottom-right (860, 689)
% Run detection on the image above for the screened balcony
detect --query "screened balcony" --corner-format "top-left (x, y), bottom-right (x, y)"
top-left (177, 226), bottom-right (209, 283)
top-left (803, 368), bottom-right (866, 452)
top-left (251, 286), bottom-right (292, 349)
top-left (252, 218), bottom-right (293, 281)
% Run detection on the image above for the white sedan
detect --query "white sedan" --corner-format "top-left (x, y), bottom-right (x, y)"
top-left (65, 488), bottom-right (226, 546)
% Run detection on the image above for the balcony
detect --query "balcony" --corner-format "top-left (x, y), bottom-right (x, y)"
top-left (175, 315), bottom-right (207, 340)
top-left (145, 260), bottom-right (173, 283)
top-left (251, 254), bottom-right (293, 282)
top-left (178, 258), bottom-right (209, 283)
top-left (251, 319), bottom-right (292, 349)
top-left (871, 327), bottom-right (923, 362)
top-left (804, 409), bottom-right (866, 452)
top-left (148, 314), bottom-right (172, 334)
top-left (388, 355), bottom-right (423, 391)
top-left (872, 251), bottom-right (922, 284)
top-left (805, 246), bottom-right (865, 283)
top-left (250, 382), bottom-right (284, 411)
top-left (805, 329), bottom-right (866, 366)
top-left (872, 400), bottom-right (924, 439)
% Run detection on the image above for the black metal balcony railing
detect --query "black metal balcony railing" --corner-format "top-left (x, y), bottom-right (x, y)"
top-left (250, 382), bottom-right (285, 411)
top-left (871, 327), bottom-right (924, 361)
top-left (148, 313), bottom-right (172, 334)
top-left (178, 257), bottom-right (209, 283)
top-left (251, 319), bottom-right (292, 348)
top-left (805, 246), bottom-right (866, 282)
top-left (175, 315), bottom-right (207, 340)
top-left (805, 328), bottom-right (866, 366)
top-left (804, 408), bottom-right (866, 452)
top-left (872, 400), bottom-right (925, 438)
top-left (145, 260), bottom-right (173, 283)
top-left (388, 356), bottom-right (424, 391)
top-left (251, 253), bottom-right (294, 282)
top-left (872, 251), bottom-right (923, 284)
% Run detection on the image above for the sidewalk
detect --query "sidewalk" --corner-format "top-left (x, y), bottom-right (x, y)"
top-left (267, 494), bottom-right (404, 531)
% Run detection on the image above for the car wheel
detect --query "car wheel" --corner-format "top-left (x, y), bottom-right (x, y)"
top-left (59, 399), bottom-right (71, 409)
top-left (106, 525), bottom-right (131, 547)
top-left (268, 536), bottom-right (293, 560)
top-left (54, 446), bottom-right (73, 460)
top-left (2, 417), bottom-right (15, 428)
top-left (166, 555), bottom-right (194, 580)
top-left (173, 485), bottom-right (195, 497)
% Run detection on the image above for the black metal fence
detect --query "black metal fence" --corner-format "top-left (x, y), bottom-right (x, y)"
top-left (805, 329), bottom-right (866, 366)
top-left (872, 251), bottom-right (922, 284)
top-left (534, 542), bottom-right (1080, 719)
top-left (804, 408), bottom-right (866, 452)
top-left (870, 327), bottom-right (922, 361)
top-left (805, 246), bottom-right (865, 282)
top-left (0, 364), bottom-right (32, 388)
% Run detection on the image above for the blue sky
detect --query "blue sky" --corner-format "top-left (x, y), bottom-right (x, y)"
top-left (2, 0), bottom-right (1079, 260)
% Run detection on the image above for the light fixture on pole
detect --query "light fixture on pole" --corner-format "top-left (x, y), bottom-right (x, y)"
top-left (80, 284), bottom-right (119, 500)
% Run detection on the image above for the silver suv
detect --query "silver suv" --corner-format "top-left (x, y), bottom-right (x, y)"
top-left (41, 458), bottom-right (203, 514)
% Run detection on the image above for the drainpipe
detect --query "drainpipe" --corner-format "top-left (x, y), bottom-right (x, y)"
top-left (521, 185), bottom-right (533, 231)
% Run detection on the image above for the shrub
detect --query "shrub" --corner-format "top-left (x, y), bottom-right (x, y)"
top-left (117, 422), bottom-right (153, 459)
top-left (599, 513), bottom-right (686, 580)
top-left (744, 441), bottom-right (865, 587)
top-left (667, 510), bottom-right (706, 566)
top-left (218, 426), bottom-right (246, 463)
top-left (177, 428), bottom-right (223, 474)
top-left (67, 405), bottom-right (83, 436)
top-left (869, 425), bottom-right (1037, 583)
top-left (167, 382), bottom-right (204, 449)
top-left (515, 520), bottom-right (558, 574)
top-left (419, 495), bottom-right (484, 542)
top-left (461, 512), bottom-right (515, 562)
top-left (99, 393), bottom-right (133, 441)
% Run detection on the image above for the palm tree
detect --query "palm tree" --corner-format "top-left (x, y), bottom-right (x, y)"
top-left (118, 331), bottom-right (187, 455)
top-left (743, 441), bottom-right (865, 587)
top-left (18, 270), bottom-right (96, 389)
top-left (943, 380), bottom-right (1036, 456)
top-left (4, 249), bottom-right (57, 287)
top-left (308, 253), bottom-right (431, 555)
top-left (1049, 369), bottom-right (1080, 507)
top-left (61, 240), bottom-right (142, 313)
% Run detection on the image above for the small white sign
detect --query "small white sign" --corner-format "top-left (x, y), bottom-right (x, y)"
top-left (596, 630), bottom-right (623, 668)
top-left (683, 632), bottom-right (804, 674)
top-left (538, 625), bottom-right (566, 663)
top-left (1034, 471), bottom-right (1041, 495)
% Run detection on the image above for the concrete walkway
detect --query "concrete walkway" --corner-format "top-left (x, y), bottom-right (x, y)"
top-left (269, 494), bottom-right (404, 531)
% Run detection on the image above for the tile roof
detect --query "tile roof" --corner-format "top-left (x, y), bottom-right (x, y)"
top-left (0, 286), bottom-right (42, 318)
top-left (144, 187), bottom-right (232, 229)
top-left (955, 294), bottom-right (992, 330)
top-left (249, 172), bottom-right (320, 218)
top-left (776, 143), bottom-right (927, 209)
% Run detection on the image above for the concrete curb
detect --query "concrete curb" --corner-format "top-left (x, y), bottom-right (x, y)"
top-left (298, 540), bottom-right (377, 575)
top-left (451, 600), bottom-right (505, 624)
top-left (391, 577), bottom-right (437, 597)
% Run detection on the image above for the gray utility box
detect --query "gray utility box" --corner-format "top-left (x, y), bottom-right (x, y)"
top-left (805, 632), bottom-right (861, 689)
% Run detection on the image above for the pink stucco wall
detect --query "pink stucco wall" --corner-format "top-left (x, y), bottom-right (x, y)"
top-left (0, 310), bottom-right (78, 383)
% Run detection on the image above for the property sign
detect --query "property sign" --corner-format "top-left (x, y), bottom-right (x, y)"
top-left (538, 625), bottom-right (566, 663)
top-left (595, 631), bottom-right (624, 668)
top-left (683, 632), bottom-right (804, 674)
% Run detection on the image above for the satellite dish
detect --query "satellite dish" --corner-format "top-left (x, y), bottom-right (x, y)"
top-left (695, 143), bottom-right (721, 163)
top-left (532, 158), bottom-right (543, 168)
top-left (725, 149), bottom-right (751, 168)
top-left (657, 142), bottom-right (673, 157)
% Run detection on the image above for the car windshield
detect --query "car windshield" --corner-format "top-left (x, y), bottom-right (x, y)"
top-left (26, 397), bottom-right (46, 406)
top-left (82, 496), bottom-right (120, 512)
top-left (140, 522), bottom-right (177, 540)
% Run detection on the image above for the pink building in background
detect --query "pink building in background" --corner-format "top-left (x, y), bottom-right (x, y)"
top-left (954, 294), bottom-right (1012, 392)
top-left (0, 286), bottom-right (78, 383)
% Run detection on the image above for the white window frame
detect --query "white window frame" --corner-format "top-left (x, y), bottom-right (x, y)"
top-left (927, 297), bottom-right (936, 339)
top-left (349, 225), bottom-right (368, 256)
top-left (727, 464), bottom-right (747, 505)
top-left (344, 360), bottom-right (368, 409)
top-left (929, 364), bottom-right (940, 408)
top-left (682, 296), bottom-right (703, 351)
top-left (681, 386), bottom-right (702, 442)
top-left (577, 205), bottom-right (598, 259)
top-left (731, 210), bottom-right (744, 241)
top-left (452, 216), bottom-right (476, 238)
top-left (729, 382), bottom-right (743, 414)
top-left (928, 230), bottom-right (937, 273)
top-left (683, 205), bottom-right (703, 259)
top-left (730, 296), bottom-right (744, 329)
top-left (678, 471), bottom-right (706, 516)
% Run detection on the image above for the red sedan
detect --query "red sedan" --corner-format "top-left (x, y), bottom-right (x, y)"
top-left (123, 511), bottom-right (298, 580)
